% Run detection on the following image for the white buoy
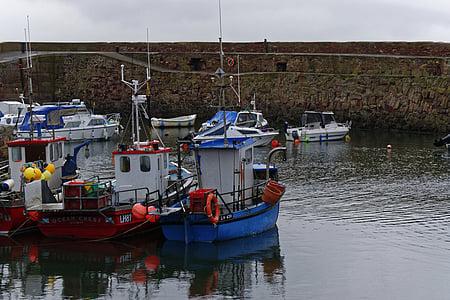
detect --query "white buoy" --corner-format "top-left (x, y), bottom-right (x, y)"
top-left (387, 144), bottom-right (392, 149)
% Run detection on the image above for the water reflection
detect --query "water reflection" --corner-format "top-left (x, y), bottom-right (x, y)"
top-left (0, 235), bottom-right (162, 298)
top-left (0, 228), bottom-right (284, 298)
top-left (159, 227), bottom-right (284, 298)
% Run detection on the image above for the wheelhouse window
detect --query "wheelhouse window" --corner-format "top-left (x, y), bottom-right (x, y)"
top-left (120, 156), bottom-right (130, 172)
top-left (12, 117), bottom-right (23, 125)
top-left (11, 147), bottom-right (22, 162)
top-left (58, 143), bottom-right (63, 158)
top-left (301, 113), bottom-right (323, 127)
top-left (236, 113), bottom-right (257, 127)
top-left (50, 144), bottom-right (55, 161)
top-left (140, 156), bottom-right (151, 172)
top-left (245, 148), bottom-right (253, 165)
top-left (54, 143), bottom-right (60, 160)
top-left (164, 153), bottom-right (168, 169)
top-left (64, 121), bottom-right (82, 128)
top-left (322, 114), bottom-right (336, 125)
top-left (87, 119), bottom-right (106, 126)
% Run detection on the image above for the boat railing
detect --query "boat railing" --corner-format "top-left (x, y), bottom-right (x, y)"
top-left (165, 174), bottom-right (197, 202)
top-left (113, 186), bottom-right (162, 207)
top-left (214, 181), bottom-right (267, 215)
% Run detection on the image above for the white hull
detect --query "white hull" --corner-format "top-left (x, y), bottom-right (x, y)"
top-left (286, 126), bottom-right (349, 142)
top-left (151, 114), bottom-right (196, 128)
top-left (16, 124), bottom-right (119, 141)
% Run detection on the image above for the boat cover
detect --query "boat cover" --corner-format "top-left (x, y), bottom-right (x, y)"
top-left (19, 105), bottom-right (83, 130)
top-left (197, 137), bottom-right (255, 149)
top-left (206, 111), bottom-right (238, 125)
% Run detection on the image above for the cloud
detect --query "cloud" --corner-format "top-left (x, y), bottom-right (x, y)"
top-left (2, 0), bottom-right (450, 42)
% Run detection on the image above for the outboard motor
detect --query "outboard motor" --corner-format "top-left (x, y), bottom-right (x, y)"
top-left (434, 134), bottom-right (450, 147)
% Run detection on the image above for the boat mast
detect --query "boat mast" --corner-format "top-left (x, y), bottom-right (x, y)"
top-left (217, 0), bottom-right (227, 144)
top-left (24, 16), bottom-right (34, 139)
top-left (120, 30), bottom-right (151, 149)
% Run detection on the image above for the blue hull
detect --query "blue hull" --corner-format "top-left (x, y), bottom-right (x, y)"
top-left (160, 227), bottom-right (280, 266)
top-left (160, 201), bottom-right (280, 243)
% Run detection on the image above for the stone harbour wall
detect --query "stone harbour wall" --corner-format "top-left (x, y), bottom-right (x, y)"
top-left (0, 41), bottom-right (449, 132)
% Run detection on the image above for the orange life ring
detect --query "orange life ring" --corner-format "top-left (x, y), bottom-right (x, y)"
top-left (227, 57), bottom-right (234, 67)
top-left (205, 193), bottom-right (220, 224)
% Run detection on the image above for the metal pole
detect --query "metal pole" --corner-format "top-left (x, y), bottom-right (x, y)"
top-left (135, 82), bottom-right (140, 145)
top-left (266, 147), bottom-right (287, 180)
top-left (218, 0), bottom-right (227, 145)
top-left (237, 54), bottom-right (241, 106)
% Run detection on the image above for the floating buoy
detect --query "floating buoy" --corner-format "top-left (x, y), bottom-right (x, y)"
top-left (294, 139), bottom-right (301, 145)
top-left (23, 167), bottom-right (35, 181)
top-left (132, 203), bottom-right (147, 220)
top-left (144, 255), bottom-right (160, 271)
top-left (271, 139), bottom-right (281, 148)
top-left (45, 163), bottom-right (55, 174)
top-left (387, 144), bottom-right (392, 150)
top-left (42, 170), bottom-right (52, 181)
top-left (33, 168), bottom-right (42, 181)
top-left (344, 135), bottom-right (351, 142)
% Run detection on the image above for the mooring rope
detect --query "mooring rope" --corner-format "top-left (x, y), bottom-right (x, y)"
top-left (8, 218), bottom-right (31, 238)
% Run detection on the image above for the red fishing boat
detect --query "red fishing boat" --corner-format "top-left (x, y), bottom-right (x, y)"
top-left (0, 136), bottom-right (85, 236)
top-left (30, 64), bottom-right (194, 240)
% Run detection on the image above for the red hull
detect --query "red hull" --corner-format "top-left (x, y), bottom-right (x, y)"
top-left (38, 209), bottom-right (159, 240)
top-left (0, 206), bottom-right (37, 236)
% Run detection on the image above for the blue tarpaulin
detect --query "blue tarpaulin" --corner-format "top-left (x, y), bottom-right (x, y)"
top-left (19, 105), bottom-right (82, 131)
top-left (206, 111), bottom-right (238, 125)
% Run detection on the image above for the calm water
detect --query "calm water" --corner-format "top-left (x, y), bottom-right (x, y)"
top-left (1, 129), bottom-right (450, 299)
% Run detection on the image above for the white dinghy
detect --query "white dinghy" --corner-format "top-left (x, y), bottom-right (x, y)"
top-left (151, 114), bottom-right (196, 128)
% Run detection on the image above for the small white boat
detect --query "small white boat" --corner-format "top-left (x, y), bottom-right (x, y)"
top-left (194, 110), bottom-right (279, 147)
top-left (151, 114), bottom-right (196, 128)
top-left (16, 99), bottom-right (121, 141)
top-left (0, 96), bottom-right (39, 128)
top-left (285, 111), bottom-right (351, 142)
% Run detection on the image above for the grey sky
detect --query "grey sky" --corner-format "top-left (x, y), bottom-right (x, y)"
top-left (2, 0), bottom-right (450, 42)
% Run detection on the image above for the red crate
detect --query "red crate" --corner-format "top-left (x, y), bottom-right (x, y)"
top-left (189, 189), bottom-right (214, 213)
top-left (65, 195), bottom-right (110, 210)
top-left (63, 181), bottom-right (86, 198)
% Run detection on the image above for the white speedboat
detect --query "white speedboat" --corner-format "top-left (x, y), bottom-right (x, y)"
top-left (16, 99), bottom-right (121, 141)
top-left (193, 110), bottom-right (278, 147)
top-left (151, 114), bottom-right (196, 128)
top-left (285, 111), bottom-right (351, 142)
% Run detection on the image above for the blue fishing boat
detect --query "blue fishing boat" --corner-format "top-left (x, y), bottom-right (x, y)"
top-left (158, 137), bottom-right (286, 243)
